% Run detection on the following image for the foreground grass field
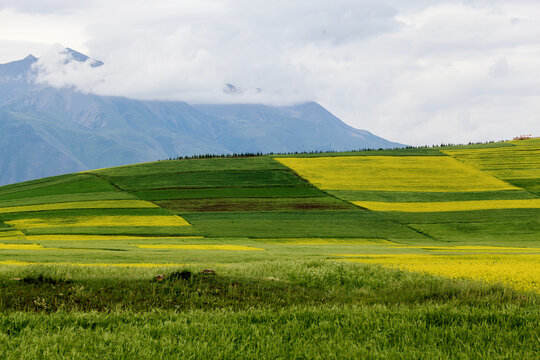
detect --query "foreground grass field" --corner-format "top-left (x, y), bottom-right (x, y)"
top-left (0, 138), bottom-right (539, 358)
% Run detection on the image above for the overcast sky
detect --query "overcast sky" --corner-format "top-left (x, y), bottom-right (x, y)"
top-left (1, 0), bottom-right (539, 145)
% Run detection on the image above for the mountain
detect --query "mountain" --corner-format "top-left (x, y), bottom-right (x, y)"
top-left (0, 50), bottom-right (404, 185)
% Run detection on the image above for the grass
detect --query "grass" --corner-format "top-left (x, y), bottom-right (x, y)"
top-left (182, 211), bottom-right (424, 239)
top-left (0, 306), bottom-right (538, 359)
top-left (90, 157), bottom-right (288, 176)
top-left (104, 169), bottom-right (308, 190)
top-left (22, 226), bottom-right (200, 237)
top-left (134, 186), bottom-right (327, 200)
top-left (329, 189), bottom-right (537, 202)
top-left (0, 139), bottom-right (539, 358)
top-left (0, 174), bottom-right (119, 201)
top-left (0, 191), bottom-right (135, 208)
top-left (0, 200), bottom-right (158, 213)
top-left (0, 260), bottom-right (536, 311)
top-left (0, 261), bottom-right (538, 359)
top-left (156, 197), bottom-right (355, 212)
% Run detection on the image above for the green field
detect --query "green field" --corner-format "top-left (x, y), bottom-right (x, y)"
top-left (0, 138), bottom-right (539, 358)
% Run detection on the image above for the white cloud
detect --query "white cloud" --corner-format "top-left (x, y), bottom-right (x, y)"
top-left (2, 0), bottom-right (540, 145)
top-left (0, 8), bottom-right (88, 53)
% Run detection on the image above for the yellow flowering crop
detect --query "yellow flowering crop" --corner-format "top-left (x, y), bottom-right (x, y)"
top-left (26, 235), bottom-right (204, 241)
top-left (258, 238), bottom-right (395, 245)
top-left (338, 245), bottom-right (540, 254)
top-left (136, 244), bottom-right (264, 251)
top-left (352, 199), bottom-right (540, 212)
top-left (0, 260), bottom-right (196, 268)
top-left (276, 156), bottom-right (517, 191)
top-left (7, 215), bottom-right (190, 229)
top-left (0, 200), bottom-right (158, 214)
top-left (341, 254), bottom-right (540, 294)
top-left (0, 230), bottom-right (26, 239)
top-left (443, 139), bottom-right (540, 180)
top-left (0, 243), bottom-right (43, 250)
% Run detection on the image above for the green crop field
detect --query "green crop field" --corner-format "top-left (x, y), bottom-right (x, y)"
top-left (0, 138), bottom-right (539, 358)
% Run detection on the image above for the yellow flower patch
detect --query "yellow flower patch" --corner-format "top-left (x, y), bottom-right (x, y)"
top-left (0, 243), bottom-right (43, 250)
top-left (353, 199), bottom-right (540, 212)
top-left (0, 230), bottom-right (26, 239)
top-left (258, 238), bottom-right (395, 245)
top-left (276, 156), bottom-right (517, 192)
top-left (0, 260), bottom-right (194, 268)
top-left (341, 254), bottom-right (540, 294)
top-left (337, 245), bottom-right (540, 253)
top-left (7, 215), bottom-right (190, 229)
top-left (26, 235), bottom-right (204, 241)
top-left (385, 245), bottom-right (540, 252)
top-left (136, 244), bottom-right (264, 251)
top-left (0, 200), bottom-right (158, 214)
top-left (443, 139), bottom-right (540, 180)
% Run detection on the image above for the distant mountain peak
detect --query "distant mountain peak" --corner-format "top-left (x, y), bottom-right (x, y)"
top-left (224, 83), bottom-right (241, 95)
top-left (0, 54), bottom-right (38, 81)
top-left (63, 47), bottom-right (104, 68)
top-left (24, 54), bottom-right (38, 62)
top-left (65, 48), bottom-right (90, 62)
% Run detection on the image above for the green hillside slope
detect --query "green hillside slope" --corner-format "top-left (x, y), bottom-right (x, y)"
top-left (1, 138), bottom-right (539, 248)
top-left (1, 138), bottom-right (540, 359)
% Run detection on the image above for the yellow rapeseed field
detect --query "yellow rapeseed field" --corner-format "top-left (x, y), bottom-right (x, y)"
top-left (0, 243), bottom-right (43, 250)
top-left (0, 260), bottom-right (197, 268)
top-left (7, 215), bottom-right (190, 229)
top-left (275, 156), bottom-right (517, 191)
top-left (352, 199), bottom-right (540, 212)
top-left (341, 254), bottom-right (540, 294)
top-left (258, 238), bottom-right (395, 245)
top-left (136, 244), bottom-right (264, 251)
top-left (0, 230), bottom-right (26, 239)
top-left (26, 235), bottom-right (204, 241)
top-left (0, 200), bottom-right (158, 214)
top-left (383, 245), bottom-right (540, 252)
top-left (443, 138), bottom-right (540, 180)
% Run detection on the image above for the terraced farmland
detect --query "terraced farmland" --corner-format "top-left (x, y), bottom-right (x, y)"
top-left (1, 138), bottom-right (539, 359)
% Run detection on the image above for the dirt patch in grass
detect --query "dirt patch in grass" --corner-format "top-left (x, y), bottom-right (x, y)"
top-left (155, 197), bottom-right (355, 212)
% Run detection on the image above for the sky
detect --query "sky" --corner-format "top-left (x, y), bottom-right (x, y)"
top-left (1, 0), bottom-right (539, 146)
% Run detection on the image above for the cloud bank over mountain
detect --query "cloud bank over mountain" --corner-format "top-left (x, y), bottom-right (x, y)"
top-left (1, 0), bottom-right (540, 145)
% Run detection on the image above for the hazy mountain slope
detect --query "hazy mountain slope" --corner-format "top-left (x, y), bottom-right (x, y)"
top-left (0, 52), bottom-right (404, 185)
top-left (193, 102), bottom-right (402, 153)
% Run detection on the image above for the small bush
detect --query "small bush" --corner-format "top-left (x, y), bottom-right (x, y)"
top-left (22, 274), bottom-right (69, 286)
top-left (168, 270), bottom-right (193, 281)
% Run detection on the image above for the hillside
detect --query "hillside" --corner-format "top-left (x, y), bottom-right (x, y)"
top-left (0, 138), bottom-right (539, 358)
top-left (0, 137), bottom-right (539, 250)
top-left (0, 52), bottom-right (403, 186)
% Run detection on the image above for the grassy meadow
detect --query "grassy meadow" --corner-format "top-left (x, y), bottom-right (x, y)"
top-left (0, 138), bottom-right (539, 358)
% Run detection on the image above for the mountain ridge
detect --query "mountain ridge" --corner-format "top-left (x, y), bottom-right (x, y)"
top-left (0, 51), bottom-right (405, 185)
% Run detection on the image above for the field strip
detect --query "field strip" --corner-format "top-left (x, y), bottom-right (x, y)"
top-left (26, 235), bottom-right (204, 241)
top-left (275, 156), bottom-right (518, 192)
top-left (386, 245), bottom-right (540, 251)
top-left (0, 200), bottom-right (158, 213)
top-left (335, 245), bottom-right (540, 253)
top-left (6, 215), bottom-right (191, 228)
top-left (254, 238), bottom-right (395, 245)
top-left (0, 191), bottom-right (135, 208)
top-left (0, 244), bottom-right (106, 251)
top-left (0, 244), bottom-right (44, 250)
top-left (337, 254), bottom-right (540, 294)
top-left (0, 260), bottom-right (214, 268)
top-left (442, 139), bottom-right (540, 180)
top-left (352, 199), bottom-right (540, 212)
top-left (0, 230), bottom-right (26, 238)
top-left (135, 244), bottom-right (264, 251)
